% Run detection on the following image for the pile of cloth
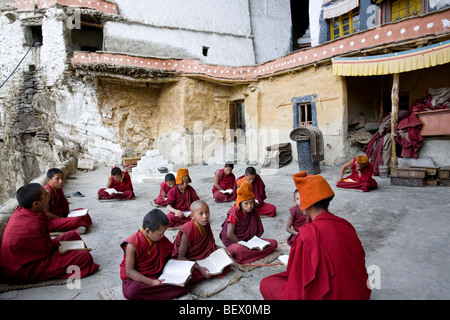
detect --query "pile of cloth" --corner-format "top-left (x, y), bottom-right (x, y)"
top-left (289, 126), bottom-right (324, 162)
top-left (410, 87), bottom-right (450, 112)
top-left (364, 109), bottom-right (424, 176)
top-left (261, 143), bottom-right (292, 169)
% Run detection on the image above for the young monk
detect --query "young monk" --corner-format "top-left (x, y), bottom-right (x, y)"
top-left (166, 168), bottom-right (200, 228)
top-left (220, 181), bottom-right (278, 264)
top-left (154, 173), bottom-right (176, 206)
top-left (336, 155), bottom-right (378, 192)
top-left (44, 168), bottom-right (92, 234)
top-left (98, 167), bottom-right (135, 200)
top-left (0, 183), bottom-right (99, 284)
top-left (260, 171), bottom-right (371, 300)
top-left (212, 162), bottom-right (236, 203)
top-left (234, 166), bottom-right (276, 217)
top-left (286, 189), bottom-right (311, 246)
top-left (120, 209), bottom-right (188, 300)
top-left (172, 200), bottom-right (230, 283)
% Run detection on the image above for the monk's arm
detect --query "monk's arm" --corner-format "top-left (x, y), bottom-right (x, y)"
top-left (178, 234), bottom-right (211, 278)
top-left (285, 214), bottom-right (298, 236)
top-left (167, 204), bottom-right (183, 218)
top-left (125, 244), bottom-right (163, 286)
top-left (106, 176), bottom-right (113, 188)
top-left (226, 223), bottom-right (240, 244)
top-left (213, 170), bottom-right (223, 191)
top-left (337, 160), bottom-right (353, 184)
top-left (160, 186), bottom-right (168, 199)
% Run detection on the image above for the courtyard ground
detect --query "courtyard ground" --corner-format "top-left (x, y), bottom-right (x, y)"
top-left (1, 160), bottom-right (449, 301)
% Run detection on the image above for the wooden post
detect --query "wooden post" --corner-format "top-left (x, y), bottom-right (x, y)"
top-left (390, 73), bottom-right (399, 174)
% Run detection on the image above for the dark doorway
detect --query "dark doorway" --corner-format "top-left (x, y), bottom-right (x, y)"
top-left (290, 0), bottom-right (310, 51)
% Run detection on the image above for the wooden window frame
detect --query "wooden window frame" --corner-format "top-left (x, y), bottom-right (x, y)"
top-left (329, 9), bottom-right (360, 40)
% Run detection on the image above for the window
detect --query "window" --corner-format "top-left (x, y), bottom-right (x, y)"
top-left (298, 103), bottom-right (313, 127)
top-left (329, 9), bottom-right (360, 40)
top-left (390, 0), bottom-right (423, 21)
top-left (292, 95), bottom-right (317, 128)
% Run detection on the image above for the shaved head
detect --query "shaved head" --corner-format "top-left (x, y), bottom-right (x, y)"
top-left (190, 200), bottom-right (208, 213)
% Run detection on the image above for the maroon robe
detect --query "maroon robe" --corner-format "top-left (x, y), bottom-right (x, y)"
top-left (154, 181), bottom-right (172, 206)
top-left (212, 169), bottom-right (236, 203)
top-left (219, 205), bottom-right (277, 264)
top-left (98, 171), bottom-right (135, 200)
top-left (166, 185), bottom-right (199, 227)
top-left (0, 206), bottom-right (98, 284)
top-left (172, 220), bottom-right (228, 283)
top-left (260, 210), bottom-right (371, 300)
top-left (287, 205), bottom-right (311, 246)
top-left (336, 158), bottom-right (378, 192)
top-left (234, 175), bottom-right (276, 217)
top-left (44, 184), bottom-right (92, 232)
top-left (120, 229), bottom-right (187, 300)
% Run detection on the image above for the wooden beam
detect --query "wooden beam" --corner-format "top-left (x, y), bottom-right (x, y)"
top-left (390, 73), bottom-right (399, 174)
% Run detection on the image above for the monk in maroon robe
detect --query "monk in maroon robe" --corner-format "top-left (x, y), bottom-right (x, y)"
top-left (120, 209), bottom-right (187, 300)
top-left (154, 174), bottom-right (176, 206)
top-left (220, 181), bottom-right (277, 264)
top-left (98, 167), bottom-right (135, 200)
top-left (172, 200), bottom-right (230, 283)
top-left (336, 155), bottom-right (378, 192)
top-left (260, 172), bottom-right (371, 300)
top-left (212, 162), bottom-right (236, 203)
top-left (234, 167), bottom-right (276, 217)
top-left (0, 183), bottom-right (99, 284)
top-left (286, 189), bottom-right (311, 246)
top-left (166, 168), bottom-right (200, 227)
top-left (44, 168), bottom-right (92, 233)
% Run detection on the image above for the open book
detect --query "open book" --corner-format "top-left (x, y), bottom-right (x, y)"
top-left (219, 189), bottom-right (233, 195)
top-left (104, 188), bottom-right (123, 195)
top-left (196, 248), bottom-right (234, 276)
top-left (67, 209), bottom-right (89, 217)
top-left (58, 240), bottom-right (91, 253)
top-left (158, 260), bottom-right (195, 287)
top-left (181, 211), bottom-right (191, 217)
top-left (277, 254), bottom-right (289, 266)
top-left (238, 236), bottom-right (271, 251)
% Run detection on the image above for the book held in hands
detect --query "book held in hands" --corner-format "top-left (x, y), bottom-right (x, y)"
top-left (196, 248), bottom-right (234, 275)
top-left (158, 260), bottom-right (195, 286)
top-left (58, 240), bottom-right (91, 253)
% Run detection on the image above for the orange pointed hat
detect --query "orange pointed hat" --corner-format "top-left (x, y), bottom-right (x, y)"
top-left (236, 181), bottom-right (254, 209)
top-left (356, 155), bottom-right (370, 168)
top-left (293, 171), bottom-right (335, 210)
top-left (176, 168), bottom-right (191, 184)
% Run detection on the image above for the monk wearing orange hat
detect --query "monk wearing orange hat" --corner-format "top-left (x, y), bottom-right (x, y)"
top-left (336, 155), bottom-right (378, 192)
top-left (166, 168), bottom-right (200, 227)
top-left (219, 181), bottom-right (278, 264)
top-left (260, 172), bottom-right (371, 300)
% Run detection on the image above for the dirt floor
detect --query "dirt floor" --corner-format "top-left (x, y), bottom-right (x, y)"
top-left (1, 160), bottom-right (449, 301)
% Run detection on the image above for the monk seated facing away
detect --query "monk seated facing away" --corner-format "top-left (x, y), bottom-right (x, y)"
top-left (260, 172), bottom-right (371, 300)
top-left (220, 181), bottom-right (278, 265)
top-left (336, 155), bottom-right (378, 192)
top-left (0, 183), bottom-right (99, 284)
top-left (98, 167), bottom-right (135, 200)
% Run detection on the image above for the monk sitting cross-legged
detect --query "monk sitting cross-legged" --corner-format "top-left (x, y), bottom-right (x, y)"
top-left (120, 209), bottom-right (188, 300)
top-left (233, 166), bottom-right (276, 217)
top-left (44, 168), bottom-right (92, 234)
top-left (98, 167), bottom-right (135, 200)
top-left (219, 181), bottom-right (278, 264)
top-left (336, 155), bottom-right (378, 192)
top-left (212, 162), bottom-right (236, 203)
top-left (260, 172), bottom-right (371, 300)
top-left (172, 200), bottom-right (231, 283)
top-left (166, 168), bottom-right (200, 228)
top-left (0, 183), bottom-right (99, 284)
